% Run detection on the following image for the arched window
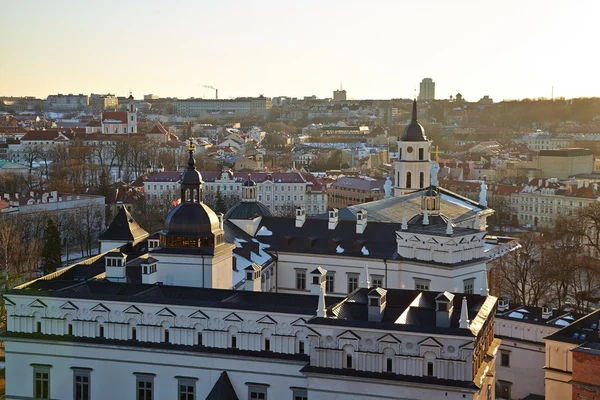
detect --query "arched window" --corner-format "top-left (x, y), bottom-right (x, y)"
top-left (406, 172), bottom-right (412, 189)
top-left (427, 361), bottom-right (434, 376)
top-left (185, 189), bottom-right (191, 202)
top-left (346, 354), bottom-right (353, 369)
top-left (420, 172), bottom-right (424, 188)
top-left (386, 358), bottom-right (393, 372)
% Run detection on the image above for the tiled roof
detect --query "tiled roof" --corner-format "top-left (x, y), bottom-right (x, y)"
top-left (330, 177), bottom-right (385, 191)
top-left (148, 121), bottom-right (168, 134)
top-left (102, 111), bottom-right (127, 123)
top-left (86, 120), bottom-right (101, 127)
top-left (206, 372), bottom-right (239, 400)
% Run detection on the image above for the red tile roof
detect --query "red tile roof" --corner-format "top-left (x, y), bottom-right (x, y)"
top-left (148, 121), bottom-right (168, 134)
top-left (86, 120), bottom-right (101, 127)
top-left (102, 111), bottom-right (127, 123)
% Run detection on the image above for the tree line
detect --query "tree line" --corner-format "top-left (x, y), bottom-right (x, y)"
top-left (491, 201), bottom-right (600, 312)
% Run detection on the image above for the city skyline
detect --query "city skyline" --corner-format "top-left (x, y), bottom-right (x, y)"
top-left (1, 0), bottom-right (599, 101)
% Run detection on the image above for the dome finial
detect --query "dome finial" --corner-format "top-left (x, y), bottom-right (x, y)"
top-left (412, 99), bottom-right (418, 122)
top-left (187, 137), bottom-right (196, 167)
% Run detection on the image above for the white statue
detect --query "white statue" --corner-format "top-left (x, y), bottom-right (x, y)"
top-left (479, 181), bottom-right (488, 207)
top-left (384, 177), bottom-right (392, 199)
top-left (430, 162), bottom-right (440, 187)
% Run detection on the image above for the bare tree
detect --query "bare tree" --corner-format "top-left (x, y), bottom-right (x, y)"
top-left (493, 233), bottom-right (553, 306)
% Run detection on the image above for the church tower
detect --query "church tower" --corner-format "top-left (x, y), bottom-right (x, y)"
top-left (394, 100), bottom-right (432, 195)
top-left (126, 93), bottom-right (137, 133)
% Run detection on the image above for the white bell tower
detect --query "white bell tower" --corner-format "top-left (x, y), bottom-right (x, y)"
top-left (394, 100), bottom-right (432, 196)
top-left (126, 93), bottom-right (137, 134)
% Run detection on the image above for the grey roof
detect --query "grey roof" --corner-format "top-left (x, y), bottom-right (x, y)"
top-left (313, 288), bottom-right (493, 337)
top-left (99, 207), bottom-right (149, 243)
top-left (225, 201), bottom-right (273, 220)
top-left (331, 177), bottom-right (385, 191)
top-left (538, 308), bottom-right (600, 344)
top-left (316, 187), bottom-right (487, 224)
top-left (538, 148), bottom-right (592, 157)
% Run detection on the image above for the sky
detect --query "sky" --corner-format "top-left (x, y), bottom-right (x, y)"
top-left (1, 0), bottom-right (599, 101)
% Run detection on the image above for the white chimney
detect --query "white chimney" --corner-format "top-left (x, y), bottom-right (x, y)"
top-left (328, 208), bottom-right (338, 230)
top-left (105, 252), bottom-right (127, 282)
top-left (360, 263), bottom-right (370, 289)
top-left (401, 215), bottom-right (408, 230)
top-left (356, 209), bottom-right (367, 234)
top-left (295, 206), bottom-right (306, 228)
top-left (497, 297), bottom-right (509, 312)
top-left (541, 305), bottom-right (552, 320)
top-left (423, 210), bottom-right (429, 225)
top-left (459, 296), bottom-right (470, 329)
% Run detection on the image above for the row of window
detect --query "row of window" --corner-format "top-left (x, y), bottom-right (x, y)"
top-left (294, 271), bottom-right (383, 293)
top-left (31, 365), bottom-right (307, 400)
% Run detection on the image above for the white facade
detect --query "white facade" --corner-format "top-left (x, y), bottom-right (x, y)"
top-left (394, 139), bottom-right (432, 195)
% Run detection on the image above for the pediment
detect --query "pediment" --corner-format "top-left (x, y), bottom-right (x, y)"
top-left (459, 341), bottom-right (474, 350)
top-left (459, 238), bottom-right (468, 244)
top-left (4, 297), bottom-right (16, 306)
top-left (188, 310), bottom-right (209, 320)
top-left (123, 305), bottom-right (143, 315)
top-left (305, 326), bottom-right (321, 337)
top-left (60, 301), bottom-right (79, 310)
top-left (471, 236), bottom-right (481, 242)
top-left (408, 236), bottom-right (421, 242)
top-left (337, 330), bottom-right (361, 341)
top-left (444, 239), bottom-right (458, 246)
top-left (90, 303), bottom-right (110, 313)
top-left (426, 238), bottom-right (439, 244)
top-left (28, 299), bottom-right (47, 308)
top-left (156, 307), bottom-right (176, 317)
top-left (224, 312), bottom-right (243, 322)
top-left (291, 317), bottom-right (308, 326)
top-left (418, 337), bottom-right (443, 347)
top-left (377, 333), bottom-right (402, 344)
top-left (256, 315), bottom-right (277, 325)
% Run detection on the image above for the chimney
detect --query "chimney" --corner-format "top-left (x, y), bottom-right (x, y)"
top-left (310, 266), bottom-right (327, 296)
top-left (244, 265), bottom-right (262, 292)
top-left (328, 208), bottom-right (338, 230)
top-left (541, 305), bottom-right (552, 320)
top-left (367, 288), bottom-right (387, 322)
top-left (423, 210), bottom-right (429, 225)
top-left (497, 297), bottom-right (510, 312)
top-left (295, 206), bottom-right (306, 228)
top-left (316, 286), bottom-right (327, 318)
top-left (459, 296), bottom-right (470, 329)
top-left (401, 215), bottom-right (408, 230)
top-left (435, 292), bottom-right (455, 328)
top-left (356, 209), bottom-right (367, 234)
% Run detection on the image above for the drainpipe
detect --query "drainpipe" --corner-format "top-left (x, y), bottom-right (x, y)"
top-left (200, 254), bottom-right (205, 288)
top-left (384, 259), bottom-right (388, 288)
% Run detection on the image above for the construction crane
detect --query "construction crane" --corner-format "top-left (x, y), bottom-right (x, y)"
top-left (202, 85), bottom-right (218, 99)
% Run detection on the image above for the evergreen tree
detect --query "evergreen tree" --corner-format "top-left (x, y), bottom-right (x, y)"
top-left (40, 218), bottom-right (62, 275)
top-left (215, 188), bottom-right (227, 215)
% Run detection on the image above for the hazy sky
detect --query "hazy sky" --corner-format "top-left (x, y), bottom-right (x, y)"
top-left (1, 0), bottom-right (598, 101)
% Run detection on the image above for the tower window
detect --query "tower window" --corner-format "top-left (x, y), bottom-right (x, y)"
top-left (420, 172), bottom-right (424, 188)
top-left (406, 172), bottom-right (412, 189)
top-left (419, 148), bottom-right (424, 160)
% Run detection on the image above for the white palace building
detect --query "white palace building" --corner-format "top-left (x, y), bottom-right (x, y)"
top-left (3, 103), bottom-right (515, 400)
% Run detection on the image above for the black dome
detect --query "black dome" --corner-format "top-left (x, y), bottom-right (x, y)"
top-left (225, 201), bottom-right (273, 220)
top-left (243, 174), bottom-right (256, 187)
top-left (162, 202), bottom-right (220, 238)
top-left (401, 99), bottom-right (428, 142)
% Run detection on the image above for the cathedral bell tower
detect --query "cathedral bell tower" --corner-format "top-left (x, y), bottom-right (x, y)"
top-left (126, 93), bottom-right (137, 133)
top-left (394, 100), bottom-right (432, 196)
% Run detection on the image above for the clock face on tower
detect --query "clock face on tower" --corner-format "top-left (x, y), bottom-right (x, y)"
top-left (407, 146), bottom-right (413, 153)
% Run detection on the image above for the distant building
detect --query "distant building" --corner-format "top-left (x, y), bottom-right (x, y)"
top-left (99, 95), bottom-right (137, 134)
top-left (519, 131), bottom-right (574, 151)
top-left (333, 88), bottom-right (347, 102)
top-left (90, 93), bottom-right (118, 111)
top-left (536, 148), bottom-right (593, 179)
top-left (45, 94), bottom-right (89, 111)
top-left (144, 94), bottom-right (159, 100)
top-left (327, 176), bottom-right (386, 209)
top-left (173, 96), bottom-right (272, 118)
top-left (418, 78), bottom-right (435, 101)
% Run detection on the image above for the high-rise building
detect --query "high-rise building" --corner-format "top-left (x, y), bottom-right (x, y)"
top-left (418, 78), bottom-right (435, 101)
